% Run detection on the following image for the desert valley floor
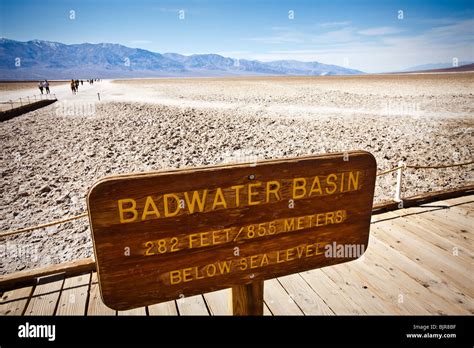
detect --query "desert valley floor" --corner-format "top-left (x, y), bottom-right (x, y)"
top-left (0, 73), bottom-right (473, 273)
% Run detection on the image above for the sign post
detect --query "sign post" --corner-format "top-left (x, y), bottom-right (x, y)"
top-left (87, 151), bottom-right (376, 313)
top-left (232, 281), bottom-right (264, 315)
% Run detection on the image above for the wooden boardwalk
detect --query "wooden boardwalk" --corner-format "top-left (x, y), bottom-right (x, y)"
top-left (1, 195), bottom-right (472, 315)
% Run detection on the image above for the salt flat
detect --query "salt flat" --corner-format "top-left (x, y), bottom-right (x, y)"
top-left (0, 73), bottom-right (472, 273)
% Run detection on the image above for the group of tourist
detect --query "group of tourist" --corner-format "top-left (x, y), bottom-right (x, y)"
top-left (37, 80), bottom-right (50, 94)
top-left (70, 78), bottom-right (101, 94)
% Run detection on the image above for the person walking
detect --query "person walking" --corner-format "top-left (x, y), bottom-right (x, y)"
top-left (75, 79), bottom-right (79, 92)
top-left (44, 80), bottom-right (50, 94)
top-left (70, 79), bottom-right (76, 94)
top-left (38, 81), bottom-right (44, 94)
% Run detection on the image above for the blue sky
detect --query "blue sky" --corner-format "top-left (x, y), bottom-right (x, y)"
top-left (1, 0), bottom-right (473, 72)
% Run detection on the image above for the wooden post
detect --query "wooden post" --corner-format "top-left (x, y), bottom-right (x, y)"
top-left (394, 160), bottom-right (404, 203)
top-left (231, 281), bottom-right (264, 315)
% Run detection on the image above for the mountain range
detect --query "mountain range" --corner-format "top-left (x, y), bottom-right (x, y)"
top-left (0, 38), bottom-right (364, 80)
top-left (401, 61), bottom-right (473, 72)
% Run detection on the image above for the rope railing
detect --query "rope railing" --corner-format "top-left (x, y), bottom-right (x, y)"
top-left (1, 94), bottom-right (57, 109)
top-left (376, 166), bottom-right (403, 177)
top-left (1, 159), bottom-right (472, 238)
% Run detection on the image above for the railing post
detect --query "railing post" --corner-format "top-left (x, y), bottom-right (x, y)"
top-left (19, 97), bottom-right (22, 106)
top-left (9, 100), bottom-right (13, 109)
top-left (394, 160), bottom-right (404, 204)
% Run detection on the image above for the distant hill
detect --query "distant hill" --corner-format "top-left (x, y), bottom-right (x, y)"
top-left (0, 38), bottom-right (364, 80)
top-left (402, 63), bottom-right (474, 73)
top-left (401, 61), bottom-right (473, 72)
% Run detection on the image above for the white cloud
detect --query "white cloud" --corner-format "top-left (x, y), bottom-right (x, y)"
top-left (238, 18), bottom-right (474, 73)
top-left (358, 26), bottom-right (404, 36)
top-left (318, 21), bottom-right (351, 28)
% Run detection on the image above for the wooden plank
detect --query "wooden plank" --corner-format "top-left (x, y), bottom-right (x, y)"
top-left (176, 295), bottom-right (210, 315)
top-left (277, 274), bottom-right (334, 315)
top-left (398, 213), bottom-right (472, 249)
top-left (0, 258), bottom-right (95, 291)
top-left (87, 273), bottom-right (116, 316)
top-left (367, 236), bottom-right (472, 314)
top-left (24, 278), bottom-right (64, 316)
top-left (56, 273), bottom-right (91, 316)
top-left (422, 208), bottom-right (473, 231)
top-left (203, 288), bottom-right (231, 315)
top-left (393, 213), bottom-right (473, 264)
top-left (263, 278), bottom-right (304, 315)
top-left (263, 302), bottom-right (272, 316)
top-left (443, 195), bottom-right (474, 206)
top-left (300, 269), bottom-right (366, 314)
top-left (87, 151), bottom-right (376, 310)
top-left (117, 307), bottom-right (147, 315)
top-left (0, 286), bottom-right (33, 315)
top-left (347, 250), bottom-right (431, 315)
top-left (373, 223), bottom-right (473, 297)
top-left (148, 301), bottom-right (178, 315)
top-left (320, 261), bottom-right (398, 314)
top-left (361, 241), bottom-right (459, 314)
top-left (386, 210), bottom-right (472, 261)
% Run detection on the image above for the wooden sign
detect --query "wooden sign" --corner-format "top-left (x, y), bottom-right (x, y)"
top-left (87, 151), bottom-right (376, 310)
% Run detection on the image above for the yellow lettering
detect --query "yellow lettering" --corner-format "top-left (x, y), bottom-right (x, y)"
top-left (286, 247), bottom-right (296, 261)
top-left (238, 258), bottom-right (248, 270)
top-left (296, 245), bottom-right (305, 258)
top-left (163, 193), bottom-right (180, 217)
top-left (248, 183), bottom-right (261, 206)
top-left (293, 178), bottom-right (307, 199)
top-left (316, 213), bottom-right (324, 226)
top-left (231, 185), bottom-right (244, 207)
top-left (184, 190), bottom-right (207, 213)
top-left (118, 198), bottom-right (138, 223)
top-left (182, 267), bottom-right (193, 282)
top-left (309, 176), bottom-right (323, 196)
top-left (325, 174), bottom-right (337, 194)
top-left (276, 251), bottom-right (285, 263)
top-left (284, 218), bottom-right (295, 232)
top-left (169, 270), bottom-right (182, 285)
top-left (189, 234), bottom-right (199, 248)
top-left (348, 171), bottom-right (360, 191)
top-left (297, 216), bottom-right (305, 230)
top-left (217, 260), bottom-right (232, 274)
top-left (266, 181), bottom-right (281, 202)
top-left (206, 264), bottom-right (217, 277)
top-left (141, 196), bottom-right (160, 221)
top-left (200, 232), bottom-right (211, 247)
top-left (212, 188), bottom-right (227, 210)
top-left (315, 243), bottom-right (325, 255)
top-left (249, 255), bottom-right (260, 269)
top-left (335, 210), bottom-right (345, 223)
top-left (326, 211), bottom-right (335, 224)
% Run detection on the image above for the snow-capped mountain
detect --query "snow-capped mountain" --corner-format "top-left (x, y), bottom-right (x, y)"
top-left (0, 38), bottom-right (365, 79)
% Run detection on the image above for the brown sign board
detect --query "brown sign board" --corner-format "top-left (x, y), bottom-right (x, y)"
top-left (87, 151), bottom-right (376, 310)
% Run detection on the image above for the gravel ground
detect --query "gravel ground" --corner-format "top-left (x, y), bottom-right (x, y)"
top-left (1, 75), bottom-right (473, 274)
